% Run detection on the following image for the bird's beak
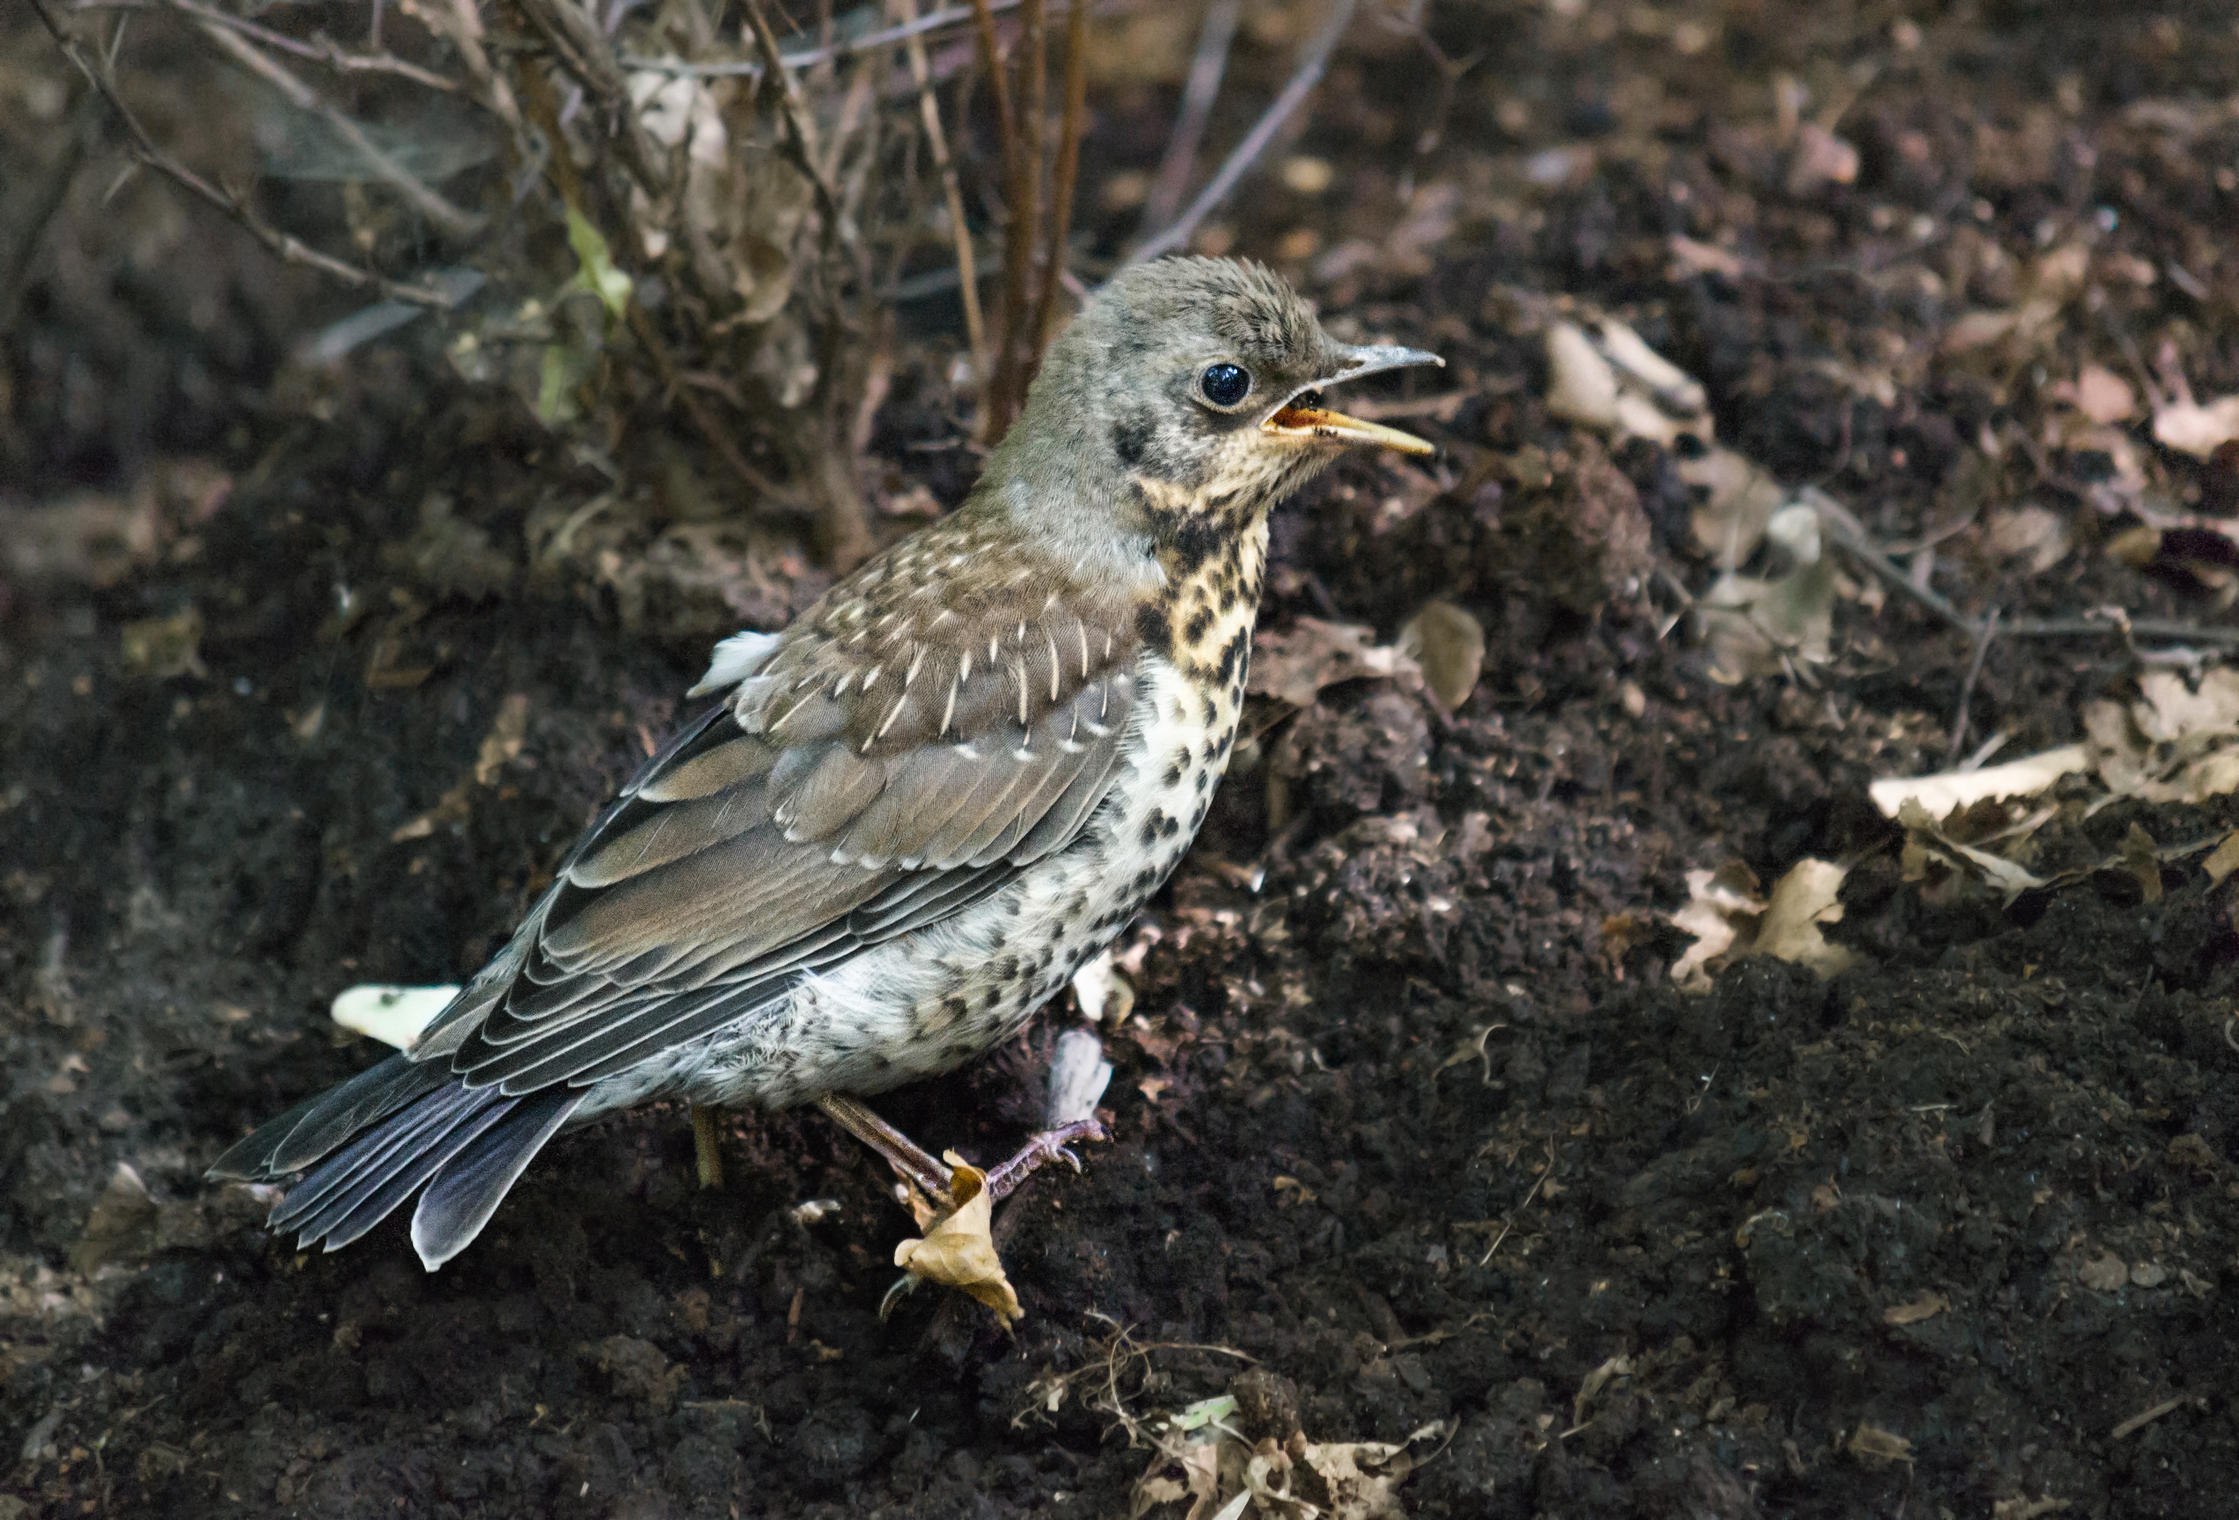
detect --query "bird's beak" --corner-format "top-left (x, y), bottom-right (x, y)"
top-left (1262, 344), bottom-right (1445, 457)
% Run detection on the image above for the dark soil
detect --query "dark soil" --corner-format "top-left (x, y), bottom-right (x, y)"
top-left (8, 2), bottom-right (2239, 1517)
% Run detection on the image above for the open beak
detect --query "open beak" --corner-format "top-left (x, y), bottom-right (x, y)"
top-left (1262, 343), bottom-right (1445, 457)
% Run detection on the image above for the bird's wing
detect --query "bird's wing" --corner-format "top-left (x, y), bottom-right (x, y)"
top-left (419, 521), bottom-right (1145, 1097)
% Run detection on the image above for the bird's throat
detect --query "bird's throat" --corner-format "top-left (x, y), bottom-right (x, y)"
top-left (1143, 511), bottom-right (1269, 686)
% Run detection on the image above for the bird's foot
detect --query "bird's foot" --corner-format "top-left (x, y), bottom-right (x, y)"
top-left (982, 1118), bottom-right (1110, 1203)
top-left (815, 1093), bottom-right (958, 1207)
top-left (691, 1106), bottom-right (725, 1190)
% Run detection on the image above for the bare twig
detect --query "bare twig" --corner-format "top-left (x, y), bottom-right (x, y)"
top-left (27, 0), bottom-right (458, 307)
top-left (623, 0), bottom-right (1040, 78)
top-left (191, 17), bottom-right (484, 240)
top-left (1139, 0), bottom-right (1239, 234)
top-left (1999, 614), bottom-right (2239, 649)
top-left (0, 84), bottom-right (99, 332)
top-left (68, 0), bottom-right (467, 94)
top-left (1024, 0), bottom-right (1085, 356)
top-left (425, 0), bottom-right (524, 135)
top-left (1129, 0), bottom-right (1360, 265)
top-left (514, 0), bottom-right (669, 196)
top-left (898, 0), bottom-right (988, 379)
top-left (1948, 606), bottom-right (1998, 753)
top-left (979, 0), bottom-right (1044, 438)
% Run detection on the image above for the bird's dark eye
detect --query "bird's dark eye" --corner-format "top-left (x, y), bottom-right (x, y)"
top-left (1199, 363), bottom-right (1252, 409)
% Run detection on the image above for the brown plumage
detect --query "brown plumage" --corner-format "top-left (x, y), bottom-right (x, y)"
top-left (209, 257), bottom-right (1439, 1270)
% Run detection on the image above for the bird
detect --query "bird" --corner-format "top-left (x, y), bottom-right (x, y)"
top-left (207, 256), bottom-right (1441, 1271)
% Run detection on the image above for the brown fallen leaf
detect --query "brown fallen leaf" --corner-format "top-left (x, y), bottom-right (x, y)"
top-left (1248, 618), bottom-right (1421, 709)
top-left (1846, 1423), bottom-right (1915, 1466)
top-left (1396, 600), bottom-right (1485, 710)
top-left (1883, 1290), bottom-right (1950, 1326)
top-left (2201, 831), bottom-right (2239, 887)
top-left (892, 1154), bottom-right (1022, 1328)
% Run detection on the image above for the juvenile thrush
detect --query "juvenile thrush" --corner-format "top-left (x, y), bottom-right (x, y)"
top-left (209, 257), bottom-right (1440, 1269)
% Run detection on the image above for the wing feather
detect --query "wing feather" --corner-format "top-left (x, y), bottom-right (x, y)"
top-left (429, 532), bottom-right (1143, 1097)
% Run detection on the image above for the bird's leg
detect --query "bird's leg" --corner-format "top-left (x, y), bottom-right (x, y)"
top-left (691, 1106), bottom-right (725, 1190)
top-left (981, 1118), bottom-right (1110, 1202)
top-left (815, 1094), bottom-right (957, 1207)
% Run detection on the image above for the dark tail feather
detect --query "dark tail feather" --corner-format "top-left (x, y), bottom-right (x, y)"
top-left (268, 1083), bottom-right (511, 1250)
top-left (206, 1054), bottom-right (450, 1180)
top-left (409, 1089), bottom-right (580, 1269)
top-left (210, 1052), bottom-right (584, 1269)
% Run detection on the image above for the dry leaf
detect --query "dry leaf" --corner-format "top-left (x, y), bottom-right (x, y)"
top-left (1670, 861), bottom-right (1763, 992)
top-left (892, 1154), bottom-right (1022, 1327)
top-left (72, 1162), bottom-right (159, 1274)
top-left (2201, 831), bottom-right (2239, 887)
top-left (1984, 505), bottom-right (2075, 575)
top-left (1544, 317), bottom-right (1708, 447)
top-left (1396, 601), bottom-right (1485, 709)
top-left (1249, 619), bottom-right (1421, 708)
top-left (1752, 858), bottom-right (1856, 979)
top-left (1896, 800), bottom-right (2049, 899)
top-left (1683, 444), bottom-right (1787, 563)
top-left (2055, 364), bottom-right (2138, 425)
top-left (1868, 744), bottom-right (2090, 820)
top-left (2085, 669), bottom-right (2239, 803)
top-left (2077, 1250), bottom-right (2129, 1292)
top-left (1696, 505), bottom-right (1837, 681)
top-left (1883, 1290), bottom-right (1950, 1326)
top-left (120, 607), bottom-right (206, 679)
top-left (1572, 1353), bottom-right (1636, 1426)
top-left (1846, 1423), bottom-right (1915, 1465)
top-left (2154, 393), bottom-right (2239, 458)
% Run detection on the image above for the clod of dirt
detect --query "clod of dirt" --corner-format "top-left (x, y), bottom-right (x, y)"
top-left (1230, 1368), bottom-right (1304, 1444)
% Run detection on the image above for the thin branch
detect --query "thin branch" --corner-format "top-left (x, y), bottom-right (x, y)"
top-left (1025, 0), bottom-right (1086, 355)
top-left (514, 0), bottom-right (669, 197)
top-left (1129, 0), bottom-right (1359, 266)
top-left (425, 0), bottom-right (524, 135)
top-left (69, 0), bottom-right (468, 93)
top-left (741, 0), bottom-right (859, 277)
top-left (898, 0), bottom-right (987, 379)
top-left (1948, 606), bottom-right (1998, 753)
top-left (622, 0), bottom-right (1038, 78)
top-left (192, 17), bottom-right (484, 240)
top-left (1139, 0), bottom-right (1239, 235)
top-left (26, 0), bottom-right (458, 307)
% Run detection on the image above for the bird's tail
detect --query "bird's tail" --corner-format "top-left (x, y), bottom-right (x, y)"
top-left (207, 1054), bottom-right (582, 1270)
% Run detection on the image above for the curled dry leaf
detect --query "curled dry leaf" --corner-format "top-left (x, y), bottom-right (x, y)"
top-left (2153, 393), bottom-right (2239, 459)
top-left (1882, 1291), bottom-right (1950, 1327)
top-left (1671, 857), bottom-right (1855, 992)
top-left (1695, 504), bottom-right (1838, 682)
top-left (1670, 861), bottom-right (1762, 992)
top-left (1396, 600), bottom-right (1485, 710)
top-left (1133, 1418), bottom-right (1451, 1520)
top-left (892, 1154), bottom-right (1023, 1328)
top-left (1896, 800), bottom-right (2050, 900)
top-left (1248, 619), bottom-right (1422, 709)
top-left (2085, 668), bottom-right (2239, 803)
top-left (1683, 445), bottom-right (1787, 564)
top-left (1868, 744), bottom-right (2090, 821)
top-left (1545, 317), bottom-right (1709, 447)
top-left (1752, 858), bottom-right (1857, 980)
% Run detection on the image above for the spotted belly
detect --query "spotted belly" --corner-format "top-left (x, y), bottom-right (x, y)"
top-left (599, 649), bottom-right (1240, 1114)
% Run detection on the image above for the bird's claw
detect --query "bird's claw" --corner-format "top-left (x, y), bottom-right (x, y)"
top-left (984, 1118), bottom-right (1109, 1202)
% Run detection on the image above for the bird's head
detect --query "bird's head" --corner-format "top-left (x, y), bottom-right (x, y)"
top-left (987, 258), bottom-right (1441, 555)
